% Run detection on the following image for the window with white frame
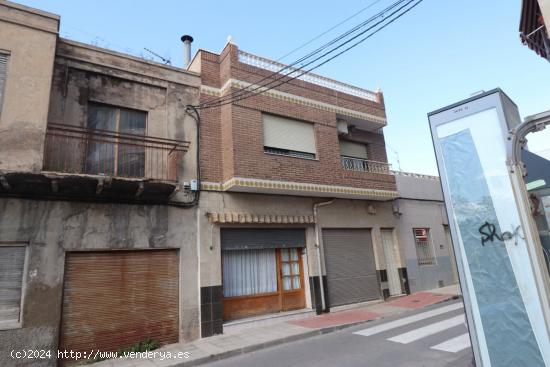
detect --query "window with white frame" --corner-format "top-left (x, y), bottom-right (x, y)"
top-left (262, 114), bottom-right (316, 159)
top-left (0, 245), bottom-right (26, 327)
top-left (413, 228), bottom-right (436, 265)
top-left (0, 52), bottom-right (9, 118)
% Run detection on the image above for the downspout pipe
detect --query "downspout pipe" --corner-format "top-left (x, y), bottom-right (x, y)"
top-left (313, 199), bottom-right (335, 313)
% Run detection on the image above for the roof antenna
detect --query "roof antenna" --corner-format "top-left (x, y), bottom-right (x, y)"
top-left (143, 47), bottom-right (171, 65)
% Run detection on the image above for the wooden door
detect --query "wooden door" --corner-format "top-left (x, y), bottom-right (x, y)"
top-left (381, 229), bottom-right (403, 296)
top-left (279, 248), bottom-right (305, 311)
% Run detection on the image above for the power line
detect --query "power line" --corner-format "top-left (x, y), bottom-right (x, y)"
top-left (197, 0), bottom-right (411, 109)
top-left (198, 0), bottom-right (422, 110)
top-left (276, 0), bottom-right (385, 62)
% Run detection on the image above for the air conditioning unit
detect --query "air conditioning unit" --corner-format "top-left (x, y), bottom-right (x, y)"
top-left (414, 228), bottom-right (429, 241)
top-left (337, 120), bottom-right (349, 135)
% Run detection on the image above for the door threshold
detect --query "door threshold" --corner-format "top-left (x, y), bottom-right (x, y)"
top-left (223, 308), bottom-right (315, 334)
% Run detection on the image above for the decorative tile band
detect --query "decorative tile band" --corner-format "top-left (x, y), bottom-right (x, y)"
top-left (201, 178), bottom-right (398, 200)
top-left (199, 79), bottom-right (386, 126)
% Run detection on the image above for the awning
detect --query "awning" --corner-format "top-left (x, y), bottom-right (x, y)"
top-left (519, 0), bottom-right (550, 61)
top-left (221, 228), bottom-right (306, 250)
top-left (207, 212), bottom-right (315, 224)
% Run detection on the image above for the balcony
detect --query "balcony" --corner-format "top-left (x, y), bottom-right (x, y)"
top-left (341, 156), bottom-right (391, 174)
top-left (43, 123), bottom-right (189, 182)
top-left (0, 123), bottom-right (190, 202)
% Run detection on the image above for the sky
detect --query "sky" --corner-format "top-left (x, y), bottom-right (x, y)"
top-left (19, 0), bottom-right (550, 175)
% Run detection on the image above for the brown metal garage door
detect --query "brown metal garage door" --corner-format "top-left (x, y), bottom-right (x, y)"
top-left (322, 229), bottom-right (380, 307)
top-left (59, 250), bottom-right (179, 362)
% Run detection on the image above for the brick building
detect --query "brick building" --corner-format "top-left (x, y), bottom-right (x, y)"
top-left (190, 42), bottom-right (412, 336)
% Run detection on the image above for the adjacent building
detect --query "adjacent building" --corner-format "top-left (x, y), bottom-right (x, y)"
top-left (0, 1), bottom-right (458, 364)
top-left (0, 2), bottom-right (201, 365)
top-left (520, 0), bottom-right (550, 61)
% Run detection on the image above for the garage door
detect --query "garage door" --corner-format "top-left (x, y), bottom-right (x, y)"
top-left (59, 250), bottom-right (179, 362)
top-left (322, 229), bottom-right (379, 307)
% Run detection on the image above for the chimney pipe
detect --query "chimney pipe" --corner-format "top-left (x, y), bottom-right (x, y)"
top-left (181, 35), bottom-right (193, 68)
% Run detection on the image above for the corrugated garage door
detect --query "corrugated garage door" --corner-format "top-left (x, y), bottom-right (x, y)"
top-left (59, 250), bottom-right (179, 362)
top-left (322, 229), bottom-right (379, 307)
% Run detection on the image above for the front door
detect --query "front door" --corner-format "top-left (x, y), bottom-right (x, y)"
top-left (279, 248), bottom-right (305, 311)
top-left (381, 229), bottom-right (402, 297)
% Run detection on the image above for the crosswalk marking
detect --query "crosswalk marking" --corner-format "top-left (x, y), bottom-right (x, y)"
top-left (430, 333), bottom-right (471, 353)
top-left (387, 314), bottom-right (465, 344)
top-left (353, 302), bottom-right (463, 337)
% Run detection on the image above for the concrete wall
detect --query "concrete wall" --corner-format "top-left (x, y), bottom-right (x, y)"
top-left (0, 2), bottom-right (59, 173)
top-left (394, 172), bottom-right (457, 292)
top-left (47, 39), bottom-right (200, 191)
top-left (0, 198), bottom-right (199, 367)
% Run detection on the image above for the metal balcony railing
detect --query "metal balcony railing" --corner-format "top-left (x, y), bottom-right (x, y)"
top-left (341, 156), bottom-right (391, 174)
top-left (43, 123), bottom-right (190, 182)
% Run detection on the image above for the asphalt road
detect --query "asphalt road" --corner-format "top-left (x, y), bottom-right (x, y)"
top-left (203, 301), bottom-right (474, 367)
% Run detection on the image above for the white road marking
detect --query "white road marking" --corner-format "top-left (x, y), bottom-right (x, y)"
top-left (353, 302), bottom-right (463, 337)
top-left (430, 333), bottom-right (471, 353)
top-left (387, 314), bottom-right (465, 344)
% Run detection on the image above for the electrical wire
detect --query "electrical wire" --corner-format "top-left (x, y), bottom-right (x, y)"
top-left (198, 0), bottom-right (422, 110)
top-left (276, 0), bottom-right (385, 62)
top-left (196, 0), bottom-right (411, 109)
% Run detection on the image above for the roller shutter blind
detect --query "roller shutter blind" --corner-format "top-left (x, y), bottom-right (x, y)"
top-left (339, 140), bottom-right (368, 159)
top-left (322, 229), bottom-right (379, 307)
top-left (263, 114), bottom-right (316, 154)
top-left (59, 250), bottom-right (179, 362)
top-left (0, 53), bottom-right (8, 116)
top-left (0, 246), bottom-right (26, 326)
top-left (221, 228), bottom-right (306, 250)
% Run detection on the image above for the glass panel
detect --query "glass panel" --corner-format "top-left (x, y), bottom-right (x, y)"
top-left (118, 108), bottom-right (146, 178)
top-left (282, 276), bottom-right (291, 291)
top-left (290, 248), bottom-right (299, 261)
top-left (435, 108), bottom-right (547, 366)
top-left (291, 262), bottom-right (299, 275)
top-left (292, 276), bottom-right (300, 290)
top-left (282, 263), bottom-right (291, 276)
top-left (280, 249), bottom-right (289, 262)
top-left (86, 104), bottom-right (116, 175)
top-left (222, 249), bottom-right (277, 297)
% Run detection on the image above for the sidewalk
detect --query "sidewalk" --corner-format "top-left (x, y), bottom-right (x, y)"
top-left (95, 284), bottom-right (461, 367)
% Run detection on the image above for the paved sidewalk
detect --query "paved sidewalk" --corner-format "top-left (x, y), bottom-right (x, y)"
top-left (94, 284), bottom-right (461, 367)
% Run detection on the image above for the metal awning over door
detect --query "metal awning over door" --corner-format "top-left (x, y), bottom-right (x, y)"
top-left (322, 229), bottom-right (380, 307)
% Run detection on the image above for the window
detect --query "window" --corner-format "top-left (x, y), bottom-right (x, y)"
top-left (0, 246), bottom-right (26, 328)
top-left (86, 103), bottom-right (147, 178)
top-left (280, 248), bottom-right (301, 291)
top-left (263, 114), bottom-right (316, 159)
top-left (339, 140), bottom-right (368, 160)
top-left (222, 249), bottom-right (278, 297)
top-left (413, 228), bottom-right (436, 265)
top-left (0, 53), bottom-right (9, 118)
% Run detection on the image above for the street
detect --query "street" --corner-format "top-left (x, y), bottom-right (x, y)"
top-left (203, 301), bottom-right (473, 367)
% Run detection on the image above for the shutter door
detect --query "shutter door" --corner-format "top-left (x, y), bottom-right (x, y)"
top-left (221, 228), bottom-right (306, 250)
top-left (0, 53), bottom-right (7, 112)
top-left (59, 250), bottom-right (179, 362)
top-left (322, 229), bottom-right (379, 307)
top-left (0, 246), bottom-right (25, 325)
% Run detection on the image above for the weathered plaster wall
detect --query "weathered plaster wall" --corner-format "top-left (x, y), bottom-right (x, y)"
top-left (0, 2), bottom-right (59, 173)
top-left (396, 198), bottom-right (456, 292)
top-left (0, 198), bottom-right (199, 367)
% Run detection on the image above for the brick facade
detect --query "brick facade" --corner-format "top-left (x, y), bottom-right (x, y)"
top-left (193, 43), bottom-right (397, 192)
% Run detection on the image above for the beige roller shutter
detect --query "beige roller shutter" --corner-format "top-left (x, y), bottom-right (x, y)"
top-left (59, 250), bottom-right (179, 363)
top-left (263, 114), bottom-right (316, 154)
top-left (322, 229), bottom-right (379, 307)
top-left (0, 53), bottom-right (8, 114)
top-left (0, 246), bottom-right (25, 326)
top-left (339, 140), bottom-right (368, 159)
